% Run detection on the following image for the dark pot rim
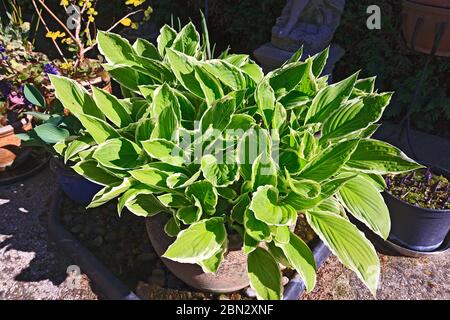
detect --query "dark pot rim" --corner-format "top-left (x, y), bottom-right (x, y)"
top-left (383, 191), bottom-right (450, 214)
top-left (384, 165), bottom-right (450, 214)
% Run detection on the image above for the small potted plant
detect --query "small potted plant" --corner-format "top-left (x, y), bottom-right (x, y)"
top-left (18, 83), bottom-right (105, 205)
top-left (0, 13), bottom-right (52, 171)
top-left (402, 0), bottom-right (450, 56)
top-left (49, 21), bottom-right (422, 299)
top-left (31, 0), bottom-right (152, 93)
top-left (384, 167), bottom-right (450, 252)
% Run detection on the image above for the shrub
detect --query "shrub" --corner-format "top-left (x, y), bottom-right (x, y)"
top-left (31, 0), bottom-right (152, 79)
top-left (49, 21), bottom-right (422, 300)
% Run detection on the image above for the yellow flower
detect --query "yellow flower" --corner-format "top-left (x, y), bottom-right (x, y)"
top-left (144, 6), bottom-right (153, 19)
top-left (61, 37), bottom-right (73, 44)
top-left (60, 61), bottom-right (74, 70)
top-left (120, 18), bottom-right (132, 27)
top-left (60, 0), bottom-right (69, 6)
top-left (125, 0), bottom-right (146, 7)
top-left (46, 31), bottom-right (66, 41)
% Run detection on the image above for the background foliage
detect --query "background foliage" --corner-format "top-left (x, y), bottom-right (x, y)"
top-left (151, 0), bottom-right (285, 53)
top-left (333, 0), bottom-right (450, 138)
top-left (0, 0), bottom-right (143, 58)
top-left (146, 0), bottom-right (450, 138)
top-left (3, 0), bottom-right (449, 137)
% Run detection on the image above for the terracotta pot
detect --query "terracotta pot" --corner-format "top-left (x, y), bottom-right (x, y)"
top-left (75, 59), bottom-right (112, 93)
top-left (145, 214), bottom-right (249, 293)
top-left (80, 74), bottom-right (112, 93)
top-left (410, 0), bottom-right (450, 9)
top-left (0, 116), bottom-right (32, 171)
top-left (402, 0), bottom-right (450, 56)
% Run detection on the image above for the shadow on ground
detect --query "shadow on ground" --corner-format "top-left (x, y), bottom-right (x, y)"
top-left (0, 166), bottom-right (98, 300)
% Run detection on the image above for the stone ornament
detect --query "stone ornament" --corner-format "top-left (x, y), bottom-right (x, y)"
top-left (272, 0), bottom-right (346, 53)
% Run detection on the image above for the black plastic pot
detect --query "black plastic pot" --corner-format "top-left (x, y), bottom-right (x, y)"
top-left (383, 167), bottom-right (450, 252)
top-left (50, 157), bottom-right (103, 206)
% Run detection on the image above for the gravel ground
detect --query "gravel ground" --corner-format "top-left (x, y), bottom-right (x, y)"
top-left (302, 253), bottom-right (450, 300)
top-left (59, 195), bottom-right (255, 300)
top-left (0, 166), bottom-right (98, 300)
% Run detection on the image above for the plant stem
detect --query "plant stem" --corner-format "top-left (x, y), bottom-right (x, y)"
top-left (36, 0), bottom-right (77, 42)
top-left (31, 0), bottom-right (67, 62)
top-left (31, 6), bottom-right (43, 46)
top-left (73, 0), bottom-right (91, 69)
top-left (81, 9), bottom-right (143, 57)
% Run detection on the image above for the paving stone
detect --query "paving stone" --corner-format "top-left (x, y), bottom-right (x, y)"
top-left (302, 253), bottom-right (450, 300)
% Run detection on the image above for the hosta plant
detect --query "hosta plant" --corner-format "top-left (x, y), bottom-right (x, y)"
top-left (49, 21), bottom-right (422, 300)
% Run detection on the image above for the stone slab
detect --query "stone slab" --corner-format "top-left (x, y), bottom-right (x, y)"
top-left (302, 253), bottom-right (450, 300)
top-left (254, 42), bottom-right (345, 76)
